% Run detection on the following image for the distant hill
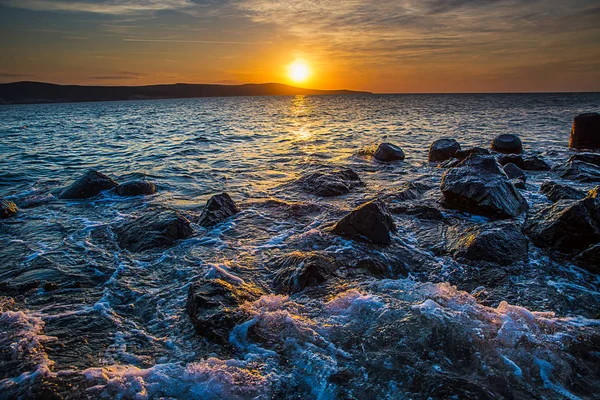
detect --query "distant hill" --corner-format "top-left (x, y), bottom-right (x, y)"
top-left (0, 81), bottom-right (371, 105)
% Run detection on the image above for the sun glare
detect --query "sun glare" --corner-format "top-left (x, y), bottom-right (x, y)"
top-left (288, 60), bottom-right (310, 83)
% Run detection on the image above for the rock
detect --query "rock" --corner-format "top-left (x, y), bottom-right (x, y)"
top-left (540, 181), bottom-right (586, 202)
top-left (590, 186), bottom-right (599, 198)
top-left (373, 143), bottom-right (405, 162)
top-left (271, 252), bottom-right (337, 294)
top-left (440, 155), bottom-right (529, 218)
top-left (59, 170), bottom-right (118, 199)
top-left (569, 113), bottom-right (600, 150)
top-left (186, 278), bottom-right (263, 343)
top-left (491, 134), bottom-right (523, 154)
top-left (390, 202), bottom-right (444, 220)
top-left (552, 160), bottom-right (600, 183)
top-left (503, 163), bottom-right (526, 189)
top-left (569, 153), bottom-right (600, 167)
top-left (197, 193), bottom-right (240, 228)
top-left (497, 154), bottom-right (550, 171)
top-left (115, 209), bottom-right (193, 252)
top-left (429, 139), bottom-right (461, 163)
top-left (115, 180), bottom-right (157, 196)
top-left (455, 147), bottom-right (490, 161)
top-left (446, 222), bottom-right (528, 265)
top-left (0, 199), bottom-right (17, 219)
top-left (388, 181), bottom-right (430, 202)
top-left (575, 244), bottom-right (600, 274)
top-left (332, 200), bottom-right (396, 244)
top-left (298, 168), bottom-right (364, 197)
top-left (523, 195), bottom-right (600, 253)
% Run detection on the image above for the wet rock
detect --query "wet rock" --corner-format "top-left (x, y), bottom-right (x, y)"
top-left (569, 153), bottom-right (600, 167)
top-left (114, 209), bottom-right (193, 252)
top-left (552, 160), bottom-right (600, 183)
top-left (455, 147), bottom-right (490, 161)
top-left (43, 282), bottom-right (59, 292)
top-left (429, 138), bottom-right (461, 163)
top-left (0, 199), bottom-right (17, 219)
top-left (186, 278), bottom-right (264, 343)
top-left (373, 143), bottom-right (405, 162)
top-left (446, 222), bottom-right (529, 265)
top-left (503, 163), bottom-right (526, 189)
top-left (590, 186), bottom-right (599, 198)
top-left (197, 193), bottom-right (240, 228)
top-left (497, 154), bottom-right (550, 171)
top-left (271, 252), bottom-right (337, 294)
top-left (440, 155), bottom-right (529, 218)
top-left (540, 181), bottom-right (586, 202)
top-left (298, 168), bottom-right (364, 197)
top-left (390, 202), bottom-right (444, 220)
top-left (115, 180), bottom-right (157, 196)
top-left (387, 181), bottom-right (430, 202)
top-left (332, 200), bottom-right (396, 244)
top-left (491, 134), bottom-right (523, 154)
top-left (59, 170), bottom-right (118, 199)
top-left (569, 113), bottom-right (600, 150)
top-left (575, 244), bottom-right (600, 274)
top-left (523, 194), bottom-right (600, 253)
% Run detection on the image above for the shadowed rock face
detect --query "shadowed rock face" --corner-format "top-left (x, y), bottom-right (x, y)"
top-left (440, 155), bottom-right (529, 218)
top-left (569, 113), bottom-right (600, 150)
top-left (271, 252), bottom-right (337, 294)
top-left (491, 134), bottom-right (523, 154)
top-left (373, 143), bottom-right (405, 162)
top-left (429, 138), bottom-right (461, 163)
top-left (197, 193), bottom-right (240, 228)
top-left (575, 244), bottom-right (600, 273)
top-left (503, 163), bottom-right (526, 189)
top-left (552, 160), bottom-right (600, 183)
top-left (569, 153), bottom-right (600, 167)
top-left (298, 168), bottom-right (364, 197)
top-left (524, 195), bottom-right (600, 253)
top-left (115, 180), bottom-right (156, 196)
top-left (446, 222), bottom-right (529, 265)
top-left (332, 200), bottom-right (396, 244)
top-left (497, 154), bottom-right (550, 171)
top-left (0, 199), bottom-right (17, 219)
top-left (186, 278), bottom-right (264, 344)
top-left (59, 170), bottom-right (118, 199)
top-left (540, 181), bottom-right (586, 202)
top-left (114, 209), bottom-right (193, 252)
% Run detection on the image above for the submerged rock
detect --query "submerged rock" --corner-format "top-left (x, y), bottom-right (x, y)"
top-left (540, 181), bottom-right (586, 202)
top-left (569, 153), bottom-right (600, 167)
top-left (271, 252), bottom-right (337, 294)
top-left (497, 154), bottom-right (550, 171)
top-left (440, 155), bottom-right (529, 218)
top-left (503, 163), bottom-right (526, 189)
top-left (332, 200), bottom-right (396, 244)
top-left (523, 194), bottom-right (600, 253)
top-left (552, 160), bottom-right (600, 183)
top-left (115, 180), bottom-right (157, 196)
top-left (569, 113), bottom-right (600, 150)
top-left (298, 168), bottom-right (364, 197)
top-left (455, 147), bottom-right (490, 161)
top-left (0, 199), bottom-right (17, 219)
top-left (429, 138), bottom-right (461, 163)
top-left (59, 170), bottom-right (118, 199)
top-left (197, 193), bottom-right (240, 228)
top-left (446, 222), bottom-right (528, 265)
top-left (373, 143), bottom-right (405, 162)
top-left (115, 209), bottom-right (193, 252)
top-left (491, 134), bottom-right (523, 154)
top-left (388, 181), bottom-right (430, 202)
top-left (186, 278), bottom-right (264, 343)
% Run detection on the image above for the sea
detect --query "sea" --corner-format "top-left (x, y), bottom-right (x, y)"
top-left (1, 93), bottom-right (600, 399)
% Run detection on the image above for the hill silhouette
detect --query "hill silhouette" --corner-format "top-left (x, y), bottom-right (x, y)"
top-left (0, 81), bottom-right (370, 105)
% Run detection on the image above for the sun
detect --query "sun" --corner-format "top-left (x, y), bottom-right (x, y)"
top-left (288, 60), bottom-right (310, 83)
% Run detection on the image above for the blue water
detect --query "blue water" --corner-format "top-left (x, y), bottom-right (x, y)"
top-left (1, 93), bottom-right (600, 399)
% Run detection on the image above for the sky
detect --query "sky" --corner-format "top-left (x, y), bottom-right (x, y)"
top-left (0, 0), bottom-right (599, 93)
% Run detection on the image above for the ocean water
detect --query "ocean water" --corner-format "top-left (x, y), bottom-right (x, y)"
top-left (1, 93), bottom-right (600, 399)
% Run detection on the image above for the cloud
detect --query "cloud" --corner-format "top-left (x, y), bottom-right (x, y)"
top-left (0, 0), bottom-right (194, 14)
top-left (122, 38), bottom-right (269, 45)
top-left (90, 71), bottom-right (148, 79)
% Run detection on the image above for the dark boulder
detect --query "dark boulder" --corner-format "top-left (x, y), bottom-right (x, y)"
top-left (552, 160), bottom-right (600, 183)
top-left (540, 181), bottom-right (586, 202)
top-left (298, 168), bottom-right (364, 197)
top-left (497, 154), bottom-right (550, 171)
top-left (0, 199), bottom-right (17, 219)
top-left (569, 113), bottom-right (600, 150)
top-left (271, 252), bottom-right (337, 294)
top-left (440, 155), bottom-right (529, 218)
top-left (390, 202), bottom-right (444, 220)
top-left (491, 134), bottom-right (523, 154)
top-left (59, 170), bottom-right (118, 199)
top-left (115, 180), bottom-right (157, 196)
top-left (523, 195), bottom-right (600, 253)
top-left (332, 200), bottom-right (396, 244)
top-left (569, 153), bottom-right (600, 168)
top-left (388, 181), bottom-right (430, 202)
top-left (575, 244), bottom-right (600, 274)
top-left (455, 147), bottom-right (490, 161)
top-left (429, 139), bottom-right (461, 163)
top-left (115, 209), bottom-right (193, 252)
top-left (186, 278), bottom-right (264, 343)
top-left (503, 163), bottom-right (526, 189)
top-left (373, 143), bottom-right (405, 162)
top-left (197, 193), bottom-right (240, 228)
top-left (446, 222), bottom-right (528, 265)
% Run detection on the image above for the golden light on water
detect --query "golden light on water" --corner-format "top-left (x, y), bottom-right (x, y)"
top-left (288, 60), bottom-right (310, 84)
